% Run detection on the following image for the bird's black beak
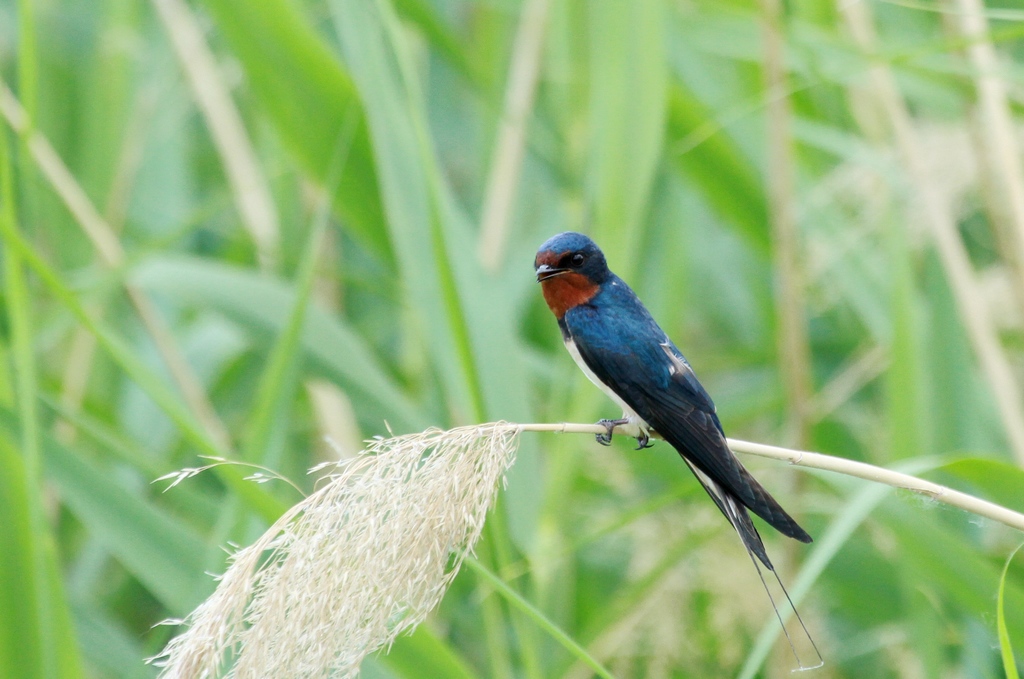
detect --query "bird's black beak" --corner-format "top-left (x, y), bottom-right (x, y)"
top-left (535, 264), bottom-right (567, 282)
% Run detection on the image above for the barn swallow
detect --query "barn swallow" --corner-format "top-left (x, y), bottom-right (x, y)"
top-left (534, 231), bottom-right (812, 571)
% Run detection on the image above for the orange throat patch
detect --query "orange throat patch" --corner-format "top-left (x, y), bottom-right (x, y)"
top-left (540, 272), bottom-right (599, 319)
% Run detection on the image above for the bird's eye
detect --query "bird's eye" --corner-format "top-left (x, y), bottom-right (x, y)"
top-left (571, 253), bottom-right (585, 267)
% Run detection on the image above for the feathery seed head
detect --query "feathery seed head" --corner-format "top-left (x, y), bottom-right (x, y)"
top-left (151, 423), bottom-right (520, 678)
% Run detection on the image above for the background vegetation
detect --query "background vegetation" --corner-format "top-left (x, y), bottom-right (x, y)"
top-left (2, 0), bottom-right (1024, 676)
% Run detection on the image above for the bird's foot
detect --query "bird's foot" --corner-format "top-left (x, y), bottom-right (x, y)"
top-left (635, 431), bottom-right (654, 450)
top-left (596, 418), bottom-right (629, 446)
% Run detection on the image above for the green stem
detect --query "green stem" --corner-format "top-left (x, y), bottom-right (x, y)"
top-left (474, 539), bottom-right (515, 679)
top-left (0, 116), bottom-right (47, 679)
top-left (997, 542), bottom-right (1024, 679)
top-left (465, 557), bottom-right (617, 679)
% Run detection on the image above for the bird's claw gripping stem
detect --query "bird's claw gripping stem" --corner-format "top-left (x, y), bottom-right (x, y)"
top-left (596, 418), bottom-right (655, 449)
top-left (596, 418), bottom-right (629, 446)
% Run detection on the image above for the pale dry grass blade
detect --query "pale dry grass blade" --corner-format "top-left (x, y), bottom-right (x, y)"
top-left (477, 0), bottom-right (549, 272)
top-left (306, 379), bottom-right (363, 462)
top-left (152, 423), bottom-right (520, 678)
top-left (152, 0), bottom-right (281, 270)
top-left (0, 80), bottom-right (122, 264)
top-left (953, 0), bottom-right (1024, 314)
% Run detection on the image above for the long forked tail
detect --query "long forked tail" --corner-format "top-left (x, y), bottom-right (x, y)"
top-left (683, 460), bottom-right (824, 670)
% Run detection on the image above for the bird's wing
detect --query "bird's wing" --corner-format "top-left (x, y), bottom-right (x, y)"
top-left (569, 322), bottom-right (811, 547)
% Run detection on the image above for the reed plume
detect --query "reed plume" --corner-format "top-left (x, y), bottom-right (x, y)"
top-left (151, 423), bottom-right (520, 678)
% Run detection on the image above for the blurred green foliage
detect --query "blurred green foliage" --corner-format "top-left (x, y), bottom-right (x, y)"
top-left (1, 0), bottom-right (1024, 676)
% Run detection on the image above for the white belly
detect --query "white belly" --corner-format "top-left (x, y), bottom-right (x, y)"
top-left (564, 337), bottom-right (650, 437)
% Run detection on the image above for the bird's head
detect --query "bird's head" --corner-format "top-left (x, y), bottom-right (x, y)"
top-left (534, 232), bottom-right (610, 318)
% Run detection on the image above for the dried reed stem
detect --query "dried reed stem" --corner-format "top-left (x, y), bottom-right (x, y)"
top-left (518, 422), bottom-right (1024, 532)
